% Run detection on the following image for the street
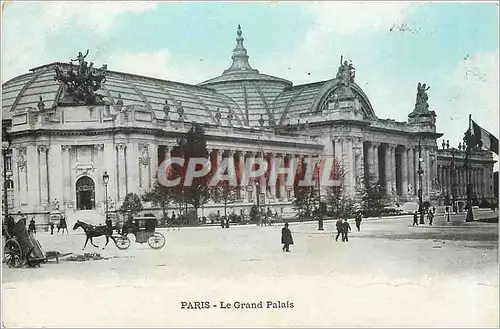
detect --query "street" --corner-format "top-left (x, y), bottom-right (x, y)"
top-left (2, 211), bottom-right (498, 327)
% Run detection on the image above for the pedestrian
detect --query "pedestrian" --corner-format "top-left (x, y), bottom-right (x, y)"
top-left (28, 218), bottom-right (36, 235)
top-left (341, 219), bottom-right (351, 242)
top-left (355, 212), bottom-right (362, 231)
top-left (432, 206), bottom-right (436, 214)
top-left (50, 221), bottom-right (55, 235)
top-left (412, 211), bottom-right (418, 226)
top-left (335, 218), bottom-right (343, 242)
top-left (428, 211), bottom-right (434, 226)
top-left (281, 222), bottom-right (294, 252)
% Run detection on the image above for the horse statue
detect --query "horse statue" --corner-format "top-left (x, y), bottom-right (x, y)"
top-left (72, 220), bottom-right (117, 250)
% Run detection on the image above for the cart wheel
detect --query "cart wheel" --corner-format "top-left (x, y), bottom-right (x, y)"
top-left (148, 232), bottom-right (165, 249)
top-left (4, 239), bottom-right (25, 268)
top-left (115, 236), bottom-right (131, 250)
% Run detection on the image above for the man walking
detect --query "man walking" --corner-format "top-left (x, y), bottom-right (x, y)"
top-left (412, 211), bottom-right (419, 226)
top-left (428, 211), bottom-right (434, 226)
top-left (355, 212), bottom-right (362, 231)
top-left (281, 222), bottom-right (294, 252)
top-left (335, 218), bottom-right (343, 242)
top-left (341, 219), bottom-right (351, 242)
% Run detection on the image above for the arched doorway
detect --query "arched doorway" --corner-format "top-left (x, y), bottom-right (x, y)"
top-left (76, 176), bottom-right (95, 210)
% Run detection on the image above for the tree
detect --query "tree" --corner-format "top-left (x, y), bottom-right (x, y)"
top-left (142, 182), bottom-right (172, 225)
top-left (171, 123), bottom-right (212, 221)
top-left (120, 193), bottom-right (143, 215)
top-left (292, 186), bottom-right (317, 221)
top-left (292, 157), bottom-right (318, 221)
top-left (213, 177), bottom-right (238, 220)
top-left (358, 172), bottom-right (389, 217)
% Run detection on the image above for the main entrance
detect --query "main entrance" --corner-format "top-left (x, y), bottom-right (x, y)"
top-left (76, 176), bottom-right (95, 210)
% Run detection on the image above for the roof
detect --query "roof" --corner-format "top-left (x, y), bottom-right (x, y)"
top-left (2, 63), bottom-right (245, 126)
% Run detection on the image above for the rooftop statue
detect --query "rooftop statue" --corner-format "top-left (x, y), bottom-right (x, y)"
top-left (414, 82), bottom-right (430, 112)
top-left (54, 50), bottom-right (107, 105)
top-left (336, 55), bottom-right (355, 87)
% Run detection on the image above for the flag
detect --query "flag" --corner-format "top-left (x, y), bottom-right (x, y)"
top-left (472, 119), bottom-right (499, 155)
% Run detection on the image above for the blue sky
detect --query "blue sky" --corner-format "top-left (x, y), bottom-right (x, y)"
top-left (2, 1), bottom-right (498, 160)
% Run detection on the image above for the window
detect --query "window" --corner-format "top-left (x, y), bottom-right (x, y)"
top-left (5, 180), bottom-right (13, 189)
top-left (247, 191), bottom-right (253, 202)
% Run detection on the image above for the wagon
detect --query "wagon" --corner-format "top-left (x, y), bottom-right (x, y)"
top-left (3, 219), bottom-right (69, 267)
top-left (115, 216), bottom-right (165, 250)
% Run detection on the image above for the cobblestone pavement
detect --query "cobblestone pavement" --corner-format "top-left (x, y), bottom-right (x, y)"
top-left (3, 211), bottom-right (498, 327)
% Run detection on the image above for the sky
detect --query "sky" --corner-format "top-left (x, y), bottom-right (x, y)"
top-left (2, 1), bottom-right (499, 162)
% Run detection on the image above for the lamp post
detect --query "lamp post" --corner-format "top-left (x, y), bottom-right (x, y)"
top-left (418, 138), bottom-right (425, 224)
top-left (464, 143), bottom-right (475, 222)
top-left (2, 129), bottom-right (12, 220)
top-left (449, 147), bottom-right (457, 222)
top-left (315, 162), bottom-right (324, 231)
top-left (255, 180), bottom-right (261, 224)
top-left (103, 171), bottom-right (109, 222)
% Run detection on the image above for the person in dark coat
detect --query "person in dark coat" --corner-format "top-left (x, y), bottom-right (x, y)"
top-left (412, 211), bottom-right (419, 226)
top-left (28, 218), bottom-right (36, 234)
top-left (50, 221), bottom-right (55, 235)
top-left (355, 212), bottom-right (362, 231)
top-left (335, 218), bottom-right (343, 242)
top-left (341, 219), bottom-right (351, 242)
top-left (281, 222), bottom-right (294, 252)
top-left (428, 211), bottom-right (434, 226)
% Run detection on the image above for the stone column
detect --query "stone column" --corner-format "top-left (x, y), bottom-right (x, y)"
top-left (346, 138), bottom-right (354, 196)
top-left (334, 138), bottom-right (343, 168)
top-left (268, 152), bottom-right (276, 200)
top-left (483, 167), bottom-right (488, 199)
top-left (366, 142), bottom-right (374, 177)
top-left (401, 146), bottom-right (408, 198)
top-left (407, 146), bottom-right (414, 196)
top-left (150, 143), bottom-right (158, 186)
top-left (424, 147), bottom-right (431, 196)
top-left (62, 145), bottom-right (72, 206)
top-left (116, 143), bottom-right (127, 201)
top-left (238, 151), bottom-right (246, 201)
top-left (390, 145), bottom-right (396, 195)
top-left (38, 145), bottom-right (50, 205)
top-left (384, 144), bottom-right (391, 195)
top-left (277, 154), bottom-right (286, 201)
top-left (373, 143), bottom-right (380, 183)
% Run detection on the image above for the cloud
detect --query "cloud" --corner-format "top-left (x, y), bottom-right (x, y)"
top-left (447, 51), bottom-right (499, 140)
top-left (39, 2), bottom-right (157, 35)
top-left (105, 49), bottom-right (218, 84)
top-left (1, 2), bottom-right (157, 82)
top-left (306, 2), bottom-right (413, 34)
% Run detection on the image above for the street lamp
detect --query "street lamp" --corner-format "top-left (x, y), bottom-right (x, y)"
top-left (315, 162), bottom-right (324, 231)
top-left (103, 171), bottom-right (109, 222)
top-left (2, 129), bottom-right (12, 220)
top-left (417, 138), bottom-right (425, 224)
top-left (255, 180), bottom-right (261, 224)
top-left (448, 147), bottom-right (457, 222)
top-left (464, 140), bottom-right (475, 222)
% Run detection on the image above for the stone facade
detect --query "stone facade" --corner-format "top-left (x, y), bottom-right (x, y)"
top-left (1, 26), bottom-right (496, 223)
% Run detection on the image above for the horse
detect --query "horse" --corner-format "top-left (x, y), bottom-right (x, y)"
top-left (57, 221), bottom-right (69, 235)
top-left (72, 220), bottom-right (117, 250)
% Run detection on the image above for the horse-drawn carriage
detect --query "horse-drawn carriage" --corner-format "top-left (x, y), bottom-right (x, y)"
top-left (115, 216), bottom-right (165, 250)
top-left (73, 215), bottom-right (165, 250)
top-left (3, 219), bottom-right (68, 267)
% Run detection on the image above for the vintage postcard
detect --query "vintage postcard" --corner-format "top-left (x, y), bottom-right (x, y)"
top-left (1, 1), bottom-right (498, 327)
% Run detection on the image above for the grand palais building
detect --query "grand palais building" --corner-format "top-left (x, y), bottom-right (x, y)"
top-left (2, 26), bottom-right (496, 225)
